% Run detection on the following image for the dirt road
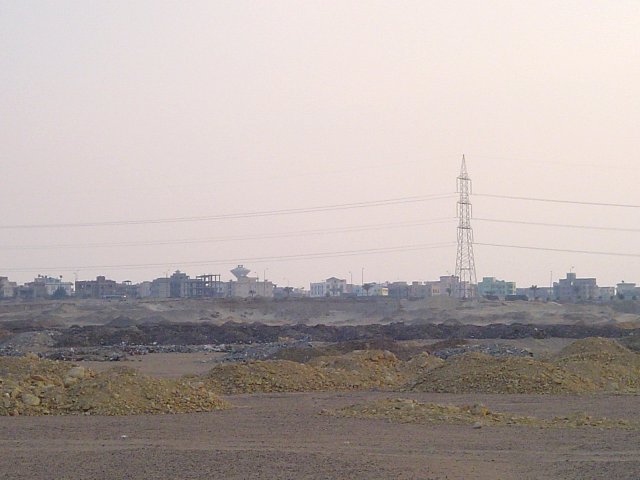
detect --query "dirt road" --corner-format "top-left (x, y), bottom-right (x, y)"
top-left (0, 391), bottom-right (637, 479)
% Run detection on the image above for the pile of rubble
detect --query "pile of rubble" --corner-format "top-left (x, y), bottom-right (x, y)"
top-left (406, 337), bottom-right (640, 395)
top-left (203, 338), bottom-right (640, 395)
top-left (326, 398), bottom-right (636, 429)
top-left (203, 349), bottom-right (447, 394)
top-left (202, 360), bottom-right (338, 394)
top-left (432, 343), bottom-right (533, 360)
top-left (406, 353), bottom-right (598, 394)
top-left (0, 356), bottom-right (227, 416)
top-left (554, 337), bottom-right (640, 392)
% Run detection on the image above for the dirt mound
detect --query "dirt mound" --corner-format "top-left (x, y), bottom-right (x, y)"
top-left (557, 337), bottom-right (632, 357)
top-left (0, 331), bottom-right (58, 350)
top-left (0, 356), bottom-right (227, 416)
top-left (309, 350), bottom-right (407, 389)
top-left (620, 335), bottom-right (640, 352)
top-left (408, 353), bottom-right (597, 394)
top-left (202, 360), bottom-right (337, 394)
top-left (554, 338), bottom-right (640, 392)
top-left (402, 352), bottom-right (445, 374)
top-left (327, 398), bottom-right (635, 429)
top-left (204, 350), bottom-right (445, 394)
top-left (268, 339), bottom-right (431, 363)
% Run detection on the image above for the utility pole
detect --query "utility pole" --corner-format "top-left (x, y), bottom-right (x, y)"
top-left (454, 155), bottom-right (477, 299)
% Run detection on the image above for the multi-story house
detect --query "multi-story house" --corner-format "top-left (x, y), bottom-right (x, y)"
top-left (477, 277), bottom-right (516, 299)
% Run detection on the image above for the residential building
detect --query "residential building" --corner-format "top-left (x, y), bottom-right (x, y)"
top-left (310, 277), bottom-right (347, 298)
top-left (273, 286), bottom-right (308, 299)
top-left (616, 282), bottom-right (640, 300)
top-left (554, 272), bottom-right (598, 302)
top-left (25, 275), bottom-right (73, 298)
top-left (477, 277), bottom-right (516, 299)
top-left (598, 286), bottom-right (616, 301)
top-left (408, 282), bottom-right (431, 299)
top-left (364, 283), bottom-right (389, 296)
top-left (387, 282), bottom-right (410, 299)
top-left (150, 277), bottom-right (171, 298)
top-left (516, 286), bottom-right (553, 301)
top-left (0, 277), bottom-right (17, 299)
top-left (169, 271), bottom-right (205, 298)
top-left (425, 275), bottom-right (460, 297)
top-left (75, 276), bottom-right (117, 299)
top-left (137, 281), bottom-right (152, 298)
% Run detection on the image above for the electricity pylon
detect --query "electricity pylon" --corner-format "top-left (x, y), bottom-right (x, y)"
top-left (454, 155), bottom-right (477, 298)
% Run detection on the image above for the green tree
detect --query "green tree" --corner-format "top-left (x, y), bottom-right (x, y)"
top-left (51, 287), bottom-right (68, 300)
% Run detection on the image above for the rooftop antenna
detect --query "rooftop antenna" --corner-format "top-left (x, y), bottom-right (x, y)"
top-left (454, 154), bottom-right (477, 298)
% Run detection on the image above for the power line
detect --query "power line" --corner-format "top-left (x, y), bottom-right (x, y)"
top-left (476, 242), bottom-right (640, 258)
top-left (0, 242), bottom-right (457, 273)
top-left (473, 193), bottom-right (640, 208)
top-left (475, 218), bottom-right (640, 233)
top-left (0, 218), bottom-right (456, 251)
top-left (0, 193), bottom-right (455, 230)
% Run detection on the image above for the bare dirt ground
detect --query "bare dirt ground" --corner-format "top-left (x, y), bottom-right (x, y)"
top-left (82, 352), bottom-right (224, 378)
top-left (0, 391), bottom-right (637, 480)
top-left (2, 296), bottom-right (640, 327)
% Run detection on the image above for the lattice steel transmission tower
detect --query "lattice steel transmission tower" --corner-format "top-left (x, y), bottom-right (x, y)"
top-left (454, 155), bottom-right (477, 298)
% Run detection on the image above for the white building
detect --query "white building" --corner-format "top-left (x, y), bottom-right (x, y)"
top-left (227, 265), bottom-right (274, 298)
top-left (616, 282), bottom-right (640, 300)
top-left (310, 277), bottom-right (347, 297)
top-left (362, 283), bottom-right (388, 296)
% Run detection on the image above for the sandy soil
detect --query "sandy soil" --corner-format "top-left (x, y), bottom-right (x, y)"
top-left (81, 352), bottom-right (225, 378)
top-left (0, 391), bottom-right (637, 480)
top-left (2, 296), bottom-right (639, 327)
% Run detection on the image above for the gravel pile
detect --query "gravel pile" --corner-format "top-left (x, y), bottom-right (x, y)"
top-left (203, 350), bottom-right (440, 394)
top-left (202, 360), bottom-right (337, 394)
top-left (432, 343), bottom-right (533, 360)
top-left (407, 352), bottom-right (598, 394)
top-left (0, 356), bottom-right (227, 416)
top-left (554, 338), bottom-right (640, 392)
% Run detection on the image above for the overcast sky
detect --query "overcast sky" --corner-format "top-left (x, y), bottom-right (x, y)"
top-left (1, 1), bottom-right (639, 288)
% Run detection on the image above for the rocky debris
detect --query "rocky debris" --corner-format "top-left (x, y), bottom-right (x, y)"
top-left (432, 343), bottom-right (533, 360)
top-left (309, 350), bottom-right (408, 389)
top-left (0, 331), bottom-right (59, 351)
top-left (0, 356), bottom-right (227, 416)
top-left (407, 353), bottom-right (599, 394)
top-left (269, 338), bottom-right (440, 363)
top-left (326, 398), bottom-right (636, 429)
top-left (203, 350), bottom-right (446, 394)
top-left (218, 337), bottom-right (313, 363)
top-left (1, 343), bottom-right (233, 362)
top-left (202, 360), bottom-right (337, 394)
top-left (554, 337), bottom-right (640, 392)
top-left (50, 321), bottom-right (640, 348)
top-left (619, 335), bottom-right (640, 352)
top-left (203, 337), bottom-right (640, 395)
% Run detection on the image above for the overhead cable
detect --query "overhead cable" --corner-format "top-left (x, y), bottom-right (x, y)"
top-left (0, 193), bottom-right (455, 230)
top-left (0, 241), bottom-right (456, 272)
top-left (476, 242), bottom-right (640, 258)
top-left (473, 193), bottom-right (640, 208)
top-left (0, 218), bottom-right (456, 250)
top-left (475, 218), bottom-right (640, 233)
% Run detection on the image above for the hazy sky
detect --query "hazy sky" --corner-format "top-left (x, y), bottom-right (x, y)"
top-left (1, 1), bottom-right (639, 288)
